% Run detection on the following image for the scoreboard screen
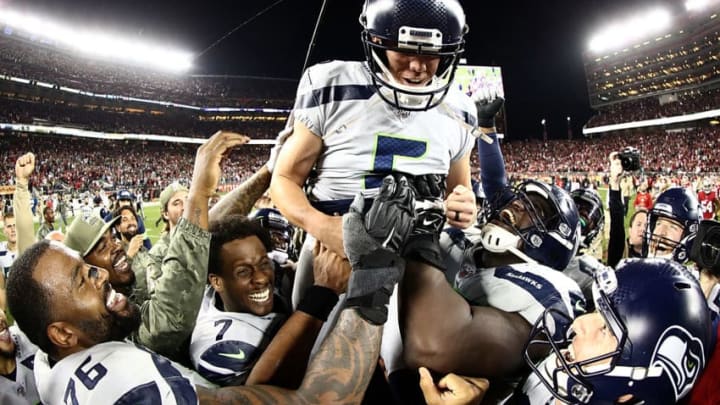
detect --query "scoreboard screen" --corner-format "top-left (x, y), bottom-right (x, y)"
top-left (453, 65), bottom-right (505, 99)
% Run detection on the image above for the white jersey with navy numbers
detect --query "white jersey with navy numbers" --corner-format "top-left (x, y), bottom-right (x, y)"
top-left (34, 341), bottom-right (199, 405)
top-left (0, 241), bottom-right (16, 279)
top-left (0, 326), bottom-right (39, 405)
top-left (190, 286), bottom-right (286, 386)
top-left (293, 60), bottom-right (477, 203)
top-left (454, 259), bottom-right (585, 326)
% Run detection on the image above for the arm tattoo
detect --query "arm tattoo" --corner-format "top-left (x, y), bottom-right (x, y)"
top-left (210, 167), bottom-right (271, 220)
top-left (199, 310), bottom-right (382, 405)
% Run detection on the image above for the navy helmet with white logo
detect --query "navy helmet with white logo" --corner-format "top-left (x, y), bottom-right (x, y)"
top-left (524, 258), bottom-right (711, 404)
top-left (359, 0), bottom-right (468, 111)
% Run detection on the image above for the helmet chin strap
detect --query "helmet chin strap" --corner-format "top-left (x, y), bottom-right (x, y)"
top-left (479, 223), bottom-right (538, 265)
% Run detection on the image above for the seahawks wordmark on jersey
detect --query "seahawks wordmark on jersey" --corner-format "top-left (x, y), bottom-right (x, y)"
top-left (454, 260), bottom-right (586, 325)
top-left (293, 61), bottom-right (476, 203)
top-left (190, 286), bottom-right (286, 386)
top-left (0, 326), bottom-right (39, 405)
top-left (34, 341), bottom-right (198, 405)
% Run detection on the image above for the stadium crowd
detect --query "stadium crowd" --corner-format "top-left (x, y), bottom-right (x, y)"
top-left (0, 134), bottom-right (268, 196)
top-left (0, 34), bottom-right (296, 108)
top-left (1, 0), bottom-right (720, 404)
top-left (493, 126), bottom-right (720, 174)
top-left (587, 88), bottom-right (720, 127)
top-left (0, 97), bottom-right (286, 139)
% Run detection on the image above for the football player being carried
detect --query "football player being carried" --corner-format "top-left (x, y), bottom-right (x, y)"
top-left (269, 0), bottom-right (479, 313)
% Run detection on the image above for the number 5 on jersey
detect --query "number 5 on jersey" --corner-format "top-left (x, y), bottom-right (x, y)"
top-left (364, 133), bottom-right (427, 189)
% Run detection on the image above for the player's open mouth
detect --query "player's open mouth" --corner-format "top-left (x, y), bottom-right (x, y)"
top-left (248, 287), bottom-right (271, 303)
top-left (106, 286), bottom-right (127, 313)
top-left (563, 345), bottom-right (576, 363)
top-left (402, 77), bottom-right (426, 86)
top-left (500, 209), bottom-right (517, 227)
top-left (113, 254), bottom-right (130, 273)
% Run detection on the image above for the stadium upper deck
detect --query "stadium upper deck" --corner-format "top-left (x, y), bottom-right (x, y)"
top-left (584, 4), bottom-right (720, 109)
top-left (0, 31), bottom-right (297, 109)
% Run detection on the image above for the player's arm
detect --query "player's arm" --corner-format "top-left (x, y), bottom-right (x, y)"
top-left (197, 308), bottom-right (382, 405)
top-left (270, 120), bottom-right (345, 257)
top-left (400, 260), bottom-right (531, 377)
top-left (14, 153), bottom-right (37, 254)
top-left (209, 165), bottom-right (272, 221)
top-left (137, 132), bottom-right (248, 356)
top-left (245, 243), bottom-right (348, 388)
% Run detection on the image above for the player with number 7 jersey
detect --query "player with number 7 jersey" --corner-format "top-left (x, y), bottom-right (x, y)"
top-left (190, 286), bottom-right (286, 386)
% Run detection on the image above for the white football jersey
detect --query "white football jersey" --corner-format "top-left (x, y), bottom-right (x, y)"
top-left (293, 60), bottom-right (476, 203)
top-left (0, 241), bottom-right (16, 278)
top-left (454, 260), bottom-right (585, 326)
top-left (189, 286), bottom-right (286, 386)
top-left (0, 326), bottom-right (39, 405)
top-left (34, 341), bottom-right (199, 405)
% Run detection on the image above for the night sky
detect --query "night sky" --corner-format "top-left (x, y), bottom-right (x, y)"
top-left (6, 0), bottom-right (685, 140)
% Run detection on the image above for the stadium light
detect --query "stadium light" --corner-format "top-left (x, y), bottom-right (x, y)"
top-left (686, 0), bottom-right (710, 11)
top-left (588, 7), bottom-right (672, 54)
top-left (0, 8), bottom-right (193, 73)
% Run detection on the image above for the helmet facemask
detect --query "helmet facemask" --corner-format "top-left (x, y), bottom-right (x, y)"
top-left (642, 214), bottom-right (694, 263)
top-left (572, 190), bottom-right (604, 249)
top-left (524, 266), bottom-right (628, 404)
top-left (480, 181), bottom-right (579, 270)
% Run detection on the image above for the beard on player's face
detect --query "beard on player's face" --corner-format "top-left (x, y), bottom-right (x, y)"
top-left (78, 302), bottom-right (142, 344)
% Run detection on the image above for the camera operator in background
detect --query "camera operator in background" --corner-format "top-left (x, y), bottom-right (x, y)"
top-left (607, 148), bottom-right (644, 268)
top-left (686, 219), bottom-right (720, 404)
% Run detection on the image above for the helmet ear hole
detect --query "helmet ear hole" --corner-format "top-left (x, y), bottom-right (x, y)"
top-left (673, 282), bottom-right (692, 290)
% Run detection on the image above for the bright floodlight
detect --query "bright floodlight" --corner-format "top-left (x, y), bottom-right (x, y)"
top-left (686, 0), bottom-right (710, 11)
top-left (588, 7), bottom-right (672, 54)
top-left (0, 8), bottom-right (193, 73)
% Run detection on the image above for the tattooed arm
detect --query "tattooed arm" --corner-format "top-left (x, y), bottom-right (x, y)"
top-left (209, 165), bottom-right (272, 221)
top-left (197, 309), bottom-right (382, 404)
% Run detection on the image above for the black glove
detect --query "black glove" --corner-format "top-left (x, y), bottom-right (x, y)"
top-left (401, 173), bottom-right (447, 237)
top-left (400, 173), bottom-right (448, 269)
top-left (475, 97), bottom-right (504, 128)
top-left (342, 175), bottom-right (415, 325)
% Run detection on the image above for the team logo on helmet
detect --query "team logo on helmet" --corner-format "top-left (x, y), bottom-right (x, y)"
top-left (650, 325), bottom-right (705, 400)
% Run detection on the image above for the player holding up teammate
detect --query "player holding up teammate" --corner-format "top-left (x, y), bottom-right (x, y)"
top-left (5, 175), bottom-right (422, 405)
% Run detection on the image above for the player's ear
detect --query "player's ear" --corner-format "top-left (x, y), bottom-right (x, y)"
top-left (208, 273), bottom-right (224, 293)
top-left (47, 321), bottom-right (79, 350)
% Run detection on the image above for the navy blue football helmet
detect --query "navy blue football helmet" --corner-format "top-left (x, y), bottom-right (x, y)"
top-left (479, 180), bottom-right (581, 270)
top-left (524, 258), bottom-right (711, 404)
top-left (642, 187), bottom-right (700, 263)
top-left (360, 0), bottom-right (467, 111)
top-left (250, 208), bottom-right (294, 259)
top-left (571, 188), bottom-right (604, 249)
